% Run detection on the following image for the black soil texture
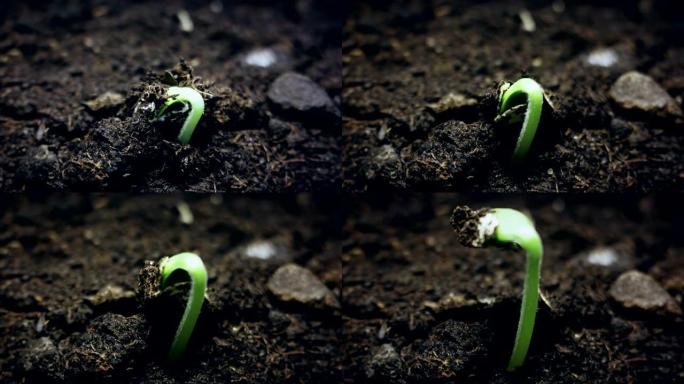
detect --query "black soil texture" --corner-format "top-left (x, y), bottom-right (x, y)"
top-left (0, 0), bottom-right (341, 192)
top-left (0, 194), bottom-right (342, 383)
top-left (343, 0), bottom-right (684, 192)
top-left (341, 194), bottom-right (684, 383)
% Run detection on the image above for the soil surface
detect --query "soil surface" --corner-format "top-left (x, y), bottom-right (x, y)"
top-left (0, 194), bottom-right (342, 383)
top-left (341, 195), bottom-right (684, 383)
top-left (0, 0), bottom-right (341, 192)
top-left (343, 0), bottom-right (684, 192)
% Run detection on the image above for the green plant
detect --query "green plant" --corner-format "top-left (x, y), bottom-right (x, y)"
top-left (159, 252), bottom-right (208, 361)
top-left (451, 207), bottom-right (543, 371)
top-left (495, 78), bottom-right (544, 161)
top-left (157, 86), bottom-right (205, 145)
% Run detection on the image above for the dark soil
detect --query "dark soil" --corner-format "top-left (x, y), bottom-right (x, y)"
top-left (0, 194), bottom-right (343, 383)
top-left (343, 0), bottom-right (684, 192)
top-left (341, 194), bottom-right (684, 383)
top-left (0, 0), bottom-right (341, 192)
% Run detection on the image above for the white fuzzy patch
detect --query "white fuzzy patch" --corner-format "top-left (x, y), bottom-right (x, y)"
top-left (473, 213), bottom-right (498, 247)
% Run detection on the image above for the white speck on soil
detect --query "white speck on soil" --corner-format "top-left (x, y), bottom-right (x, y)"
top-left (586, 48), bottom-right (619, 67)
top-left (176, 202), bottom-right (194, 225)
top-left (586, 247), bottom-right (618, 266)
top-left (177, 10), bottom-right (194, 33)
top-left (245, 48), bottom-right (277, 68)
top-left (245, 240), bottom-right (277, 260)
top-left (519, 10), bottom-right (536, 32)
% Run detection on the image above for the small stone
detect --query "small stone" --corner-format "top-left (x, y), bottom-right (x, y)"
top-left (244, 48), bottom-right (277, 68)
top-left (609, 270), bottom-right (681, 316)
top-left (267, 72), bottom-right (340, 124)
top-left (245, 240), bottom-right (277, 260)
top-left (86, 284), bottom-right (135, 306)
top-left (586, 48), bottom-right (619, 68)
top-left (426, 92), bottom-right (477, 114)
top-left (232, 238), bottom-right (293, 264)
top-left (267, 264), bottom-right (339, 309)
top-left (84, 91), bottom-right (124, 114)
top-left (609, 71), bottom-right (682, 120)
top-left (581, 246), bottom-right (634, 271)
top-left (365, 344), bottom-right (405, 382)
top-left (587, 248), bottom-right (618, 266)
top-left (242, 239), bottom-right (292, 263)
top-left (243, 47), bottom-right (293, 71)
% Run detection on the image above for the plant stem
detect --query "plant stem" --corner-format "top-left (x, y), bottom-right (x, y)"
top-left (490, 208), bottom-right (543, 371)
top-left (158, 86), bottom-right (205, 145)
top-left (159, 252), bottom-right (207, 361)
top-left (497, 78), bottom-right (543, 161)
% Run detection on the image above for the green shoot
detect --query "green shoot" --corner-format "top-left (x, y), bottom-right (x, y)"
top-left (157, 86), bottom-right (205, 145)
top-left (451, 207), bottom-right (543, 371)
top-left (159, 252), bottom-right (208, 361)
top-left (495, 78), bottom-right (544, 161)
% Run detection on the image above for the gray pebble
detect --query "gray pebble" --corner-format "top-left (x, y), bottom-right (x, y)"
top-left (267, 263), bottom-right (339, 309)
top-left (609, 71), bottom-right (682, 120)
top-left (609, 270), bottom-right (681, 316)
top-left (267, 72), bottom-right (340, 125)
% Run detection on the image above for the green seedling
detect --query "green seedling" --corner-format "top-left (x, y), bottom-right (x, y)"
top-left (495, 78), bottom-right (546, 161)
top-left (451, 207), bottom-right (543, 371)
top-left (157, 86), bottom-right (205, 145)
top-left (159, 252), bottom-right (208, 361)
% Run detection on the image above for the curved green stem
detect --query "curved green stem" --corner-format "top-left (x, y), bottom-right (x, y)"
top-left (497, 78), bottom-right (544, 161)
top-left (159, 252), bottom-right (207, 361)
top-left (489, 208), bottom-right (543, 371)
top-left (157, 86), bottom-right (205, 145)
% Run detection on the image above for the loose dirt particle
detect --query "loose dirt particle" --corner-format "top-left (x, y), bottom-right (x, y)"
top-left (365, 343), bottom-right (405, 383)
top-left (83, 91), bottom-right (125, 114)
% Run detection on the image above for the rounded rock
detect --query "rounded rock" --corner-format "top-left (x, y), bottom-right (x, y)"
top-left (609, 71), bottom-right (682, 120)
top-left (267, 263), bottom-right (340, 309)
top-left (609, 270), bottom-right (681, 316)
top-left (267, 72), bottom-right (340, 125)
